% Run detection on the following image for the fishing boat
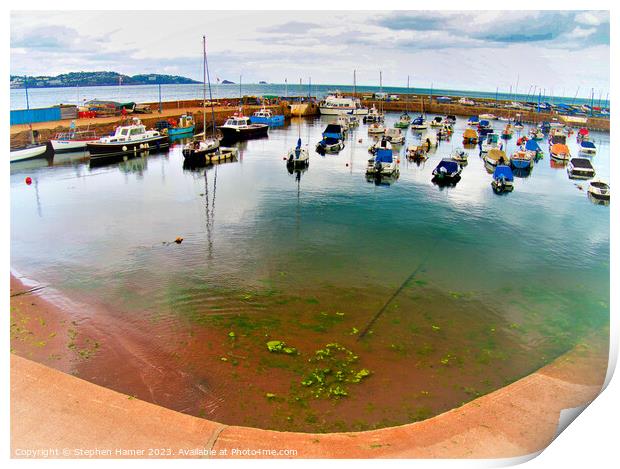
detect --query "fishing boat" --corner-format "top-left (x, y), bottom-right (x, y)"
top-left (481, 133), bottom-right (501, 153)
top-left (384, 127), bottom-right (405, 144)
top-left (451, 148), bottom-right (468, 164)
top-left (219, 114), bottom-right (269, 141)
top-left (316, 124), bottom-right (345, 154)
top-left (411, 115), bottom-right (428, 130)
top-left (462, 128), bottom-right (478, 144)
top-left (167, 114), bottom-right (196, 137)
top-left (366, 140), bottom-right (398, 176)
top-left (430, 116), bottom-right (444, 127)
top-left (588, 180), bottom-right (610, 201)
top-left (432, 158), bottom-right (462, 184)
top-left (550, 143), bottom-right (570, 161)
top-left (183, 36), bottom-right (222, 161)
top-left (467, 115), bottom-right (479, 126)
top-left (10, 144), bottom-right (48, 163)
top-left (484, 148), bottom-right (509, 167)
top-left (394, 112), bottom-right (411, 128)
top-left (363, 105), bottom-right (384, 123)
top-left (510, 149), bottom-right (534, 169)
top-left (319, 93), bottom-right (368, 115)
top-left (578, 140), bottom-right (597, 156)
top-left (491, 165), bottom-right (514, 193)
top-left (50, 128), bottom-right (99, 153)
top-left (406, 145), bottom-right (427, 161)
top-left (567, 157), bottom-right (595, 179)
top-left (577, 127), bottom-right (590, 141)
top-left (501, 124), bottom-right (513, 139)
top-left (368, 122), bottom-right (386, 135)
top-left (86, 118), bottom-right (168, 157)
top-left (250, 107), bottom-right (285, 126)
top-left (524, 139), bottom-right (544, 160)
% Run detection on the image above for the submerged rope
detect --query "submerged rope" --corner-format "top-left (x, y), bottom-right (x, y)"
top-left (357, 239), bottom-right (439, 340)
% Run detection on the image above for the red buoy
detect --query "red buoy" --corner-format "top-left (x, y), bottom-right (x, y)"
top-left (25, 177), bottom-right (32, 185)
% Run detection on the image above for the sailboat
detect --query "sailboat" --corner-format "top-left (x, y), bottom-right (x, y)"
top-left (394, 75), bottom-right (412, 128)
top-left (10, 76), bottom-right (48, 163)
top-left (286, 79), bottom-right (310, 168)
top-left (183, 36), bottom-right (221, 161)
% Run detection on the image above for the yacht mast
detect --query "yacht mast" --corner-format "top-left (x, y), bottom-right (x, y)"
top-left (204, 35), bottom-right (217, 137)
top-left (202, 35), bottom-right (206, 138)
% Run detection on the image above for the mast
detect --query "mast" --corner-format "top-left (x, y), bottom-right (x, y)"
top-left (202, 35), bottom-right (206, 138)
top-left (24, 75), bottom-right (34, 145)
top-left (204, 35), bottom-right (217, 138)
top-left (353, 69), bottom-right (357, 98)
top-left (298, 78), bottom-right (302, 139)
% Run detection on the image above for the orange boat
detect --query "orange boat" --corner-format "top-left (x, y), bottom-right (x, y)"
top-left (550, 143), bottom-right (570, 161)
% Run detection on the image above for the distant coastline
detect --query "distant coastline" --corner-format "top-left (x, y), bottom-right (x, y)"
top-left (10, 71), bottom-right (200, 89)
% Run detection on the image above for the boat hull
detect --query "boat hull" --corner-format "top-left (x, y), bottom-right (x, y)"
top-left (319, 107), bottom-right (368, 116)
top-left (250, 116), bottom-right (285, 126)
top-left (168, 125), bottom-right (195, 137)
top-left (86, 136), bottom-right (169, 157)
top-left (219, 125), bottom-right (268, 142)
top-left (10, 144), bottom-right (48, 163)
top-left (510, 159), bottom-right (533, 169)
top-left (51, 139), bottom-right (98, 153)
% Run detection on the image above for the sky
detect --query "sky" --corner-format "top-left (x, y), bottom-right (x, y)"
top-left (10, 10), bottom-right (610, 97)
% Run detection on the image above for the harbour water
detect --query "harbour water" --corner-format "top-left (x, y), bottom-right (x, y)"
top-left (10, 114), bottom-right (609, 432)
top-left (10, 83), bottom-right (606, 111)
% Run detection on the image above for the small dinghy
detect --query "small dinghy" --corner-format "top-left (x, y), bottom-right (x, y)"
top-left (577, 127), bottom-right (589, 142)
top-left (491, 165), bottom-right (514, 193)
top-left (366, 140), bottom-right (399, 177)
top-left (430, 116), bottom-right (444, 127)
top-left (550, 143), bottom-right (570, 161)
top-left (578, 140), bottom-right (597, 156)
top-left (467, 115), bottom-right (479, 126)
top-left (384, 127), bottom-right (405, 144)
top-left (484, 148), bottom-right (509, 167)
top-left (481, 133), bottom-right (500, 153)
top-left (394, 112), bottom-right (411, 128)
top-left (567, 157), bottom-right (596, 179)
top-left (510, 150), bottom-right (534, 169)
top-left (432, 158), bottom-right (462, 184)
top-left (316, 136), bottom-right (344, 154)
top-left (368, 122), bottom-right (386, 135)
top-left (462, 128), bottom-right (478, 144)
top-left (451, 148), bottom-right (468, 164)
top-left (445, 115), bottom-right (457, 125)
top-left (363, 105), bottom-right (384, 123)
top-left (524, 139), bottom-right (544, 160)
top-left (411, 115), bottom-right (428, 130)
top-left (10, 144), bottom-right (48, 163)
top-left (420, 132), bottom-right (438, 152)
top-left (406, 145), bottom-right (427, 161)
top-left (588, 180), bottom-right (610, 201)
top-left (250, 107), bottom-right (285, 126)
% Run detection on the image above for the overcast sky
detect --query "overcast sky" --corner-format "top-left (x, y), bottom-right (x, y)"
top-left (10, 10), bottom-right (610, 97)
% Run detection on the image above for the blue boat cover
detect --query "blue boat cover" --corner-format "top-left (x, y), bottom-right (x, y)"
top-left (435, 159), bottom-right (459, 173)
top-left (479, 119), bottom-right (490, 127)
top-left (525, 140), bottom-right (541, 151)
top-left (375, 148), bottom-right (393, 163)
top-left (322, 137), bottom-right (340, 145)
top-left (581, 141), bottom-right (596, 149)
top-left (412, 117), bottom-right (424, 125)
top-left (493, 165), bottom-right (514, 181)
top-left (468, 116), bottom-right (479, 122)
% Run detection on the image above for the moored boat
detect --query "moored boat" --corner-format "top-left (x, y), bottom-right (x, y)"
top-left (406, 144), bottom-right (427, 161)
top-left (319, 93), bottom-right (368, 115)
top-left (501, 124), bottom-right (513, 139)
top-left (50, 128), bottom-right (99, 153)
top-left (484, 148), bottom-right (508, 167)
top-left (491, 165), bottom-right (514, 193)
top-left (550, 143), bottom-right (570, 161)
top-left (481, 133), bottom-right (500, 154)
top-left (250, 107), bottom-right (285, 126)
top-left (384, 127), bottom-right (405, 144)
top-left (316, 124), bottom-right (345, 154)
top-left (588, 180), bottom-right (610, 201)
top-left (430, 116), bottom-right (443, 127)
top-left (410, 115), bottom-right (428, 130)
top-left (463, 128), bottom-right (478, 144)
top-left (363, 105), bottom-right (384, 123)
top-left (287, 137), bottom-right (309, 167)
top-left (366, 139), bottom-right (398, 177)
top-left (524, 139), bottom-right (544, 160)
top-left (578, 140), bottom-right (597, 156)
top-left (510, 149), bottom-right (534, 169)
top-left (368, 122), bottom-right (386, 135)
top-left (394, 112), bottom-right (411, 128)
top-left (167, 114), bottom-right (196, 137)
top-left (432, 158), bottom-right (462, 184)
top-left (86, 118), bottom-right (168, 157)
top-left (467, 115), bottom-right (479, 126)
top-left (567, 157), bottom-right (595, 179)
top-left (219, 114), bottom-right (269, 141)
top-left (451, 148), bottom-right (468, 164)
top-left (10, 144), bottom-right (48, 163)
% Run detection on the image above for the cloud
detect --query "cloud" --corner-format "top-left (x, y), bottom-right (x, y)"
top-left (259, 21), bottom-right (321, 34)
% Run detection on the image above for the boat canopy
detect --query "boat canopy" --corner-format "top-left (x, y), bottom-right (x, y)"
top-left (580, 140), bottom-right (596, 149)
top-left (375, 148), bottom-right (393, 163)
top-left (412, 116), bottom-right (425, 125)
top-left (551, 143), bottom-right (569, 154)
top-left (570, 158), bottom-right (594, 169)
top-left (493, 165), bottom-right (514, 181)
top-left (433, 116), bottom-right (442, 122)
top-left (463, 128), bottom-right (478, 139)
top-left (578, 127), bottom-right (589, 136)
top-left (468, 116), bottom-right (479, 122)
top-left (525, 140), bottom-right (541, 152)
top-left (322, 124), bottom-right (344, 139)
top-left (479, 119), bottom-right (490, 127)
top-left (435, 159), bottom-right (459, 173)
top-left (487, 133), bottom-right (499, 143)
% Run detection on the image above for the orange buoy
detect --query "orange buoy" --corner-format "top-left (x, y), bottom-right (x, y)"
top-left (25, 177), bottom-right (32, 185)
top-left (174, 237), bottom-right (184, 244)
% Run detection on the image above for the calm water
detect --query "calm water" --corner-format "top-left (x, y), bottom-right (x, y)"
top-left (10, 83), bottom-right (606, 110)
top-left (10, 114), bottom-right (609, 432)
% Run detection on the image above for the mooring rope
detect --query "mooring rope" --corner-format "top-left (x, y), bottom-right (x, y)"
top-left (357, 238), bottom-right (440, 340)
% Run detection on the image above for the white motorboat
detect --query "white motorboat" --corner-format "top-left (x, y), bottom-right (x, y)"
top-left (319, 93), bottom-right (368, 115)
top-left (567, 157), bottom-right (596, 179)
top-left (10, 144), bottom-right (48, 163)
top-left (366, 139), bottom-right (399, 176)
top-left (368, 122), bottom-right (386, 135)
top-left (50, 128), bottom-right (98, 153)
top-left (411, 115), bottom-right (428, 130)
top-left (363, 105), bottom-right (384, 123)
top-left (384, 127), bottom-right (405, 144)
top-left (578, 140), bottom-right (597, 156)
top-left (588, 180), bottom-right (610, 201)
top-left (86, 118), bottom-right (169, 157)
top-left (451, 148), bottom-right (468, 164)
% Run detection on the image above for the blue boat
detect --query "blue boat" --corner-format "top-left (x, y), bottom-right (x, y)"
top-left (524, 139), bottom-right (543, 160)
top-left (467, 115), bottom-right (479, 126)
top-left (316, 124), bottom-right (345, 154)
top-left (491, 165), bottom-right (514, 193)
top-left (432, 158), bottom-right (462, 184)
top-left (366, 140), bottom-right (398, 176)
top-left (249, 107), bottom-right (285, 126)
top-left (167, 114), bottom-right (195, 137)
